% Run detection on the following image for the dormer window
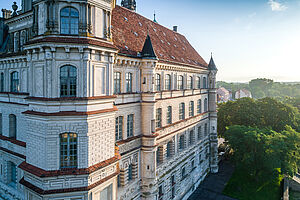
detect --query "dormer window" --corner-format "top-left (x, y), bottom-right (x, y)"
top-left (61, 7), bottom-right (79, 35)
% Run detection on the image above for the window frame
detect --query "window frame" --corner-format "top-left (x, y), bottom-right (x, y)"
top-left (60, 7), bottom-right (79, 35)
top-left (187, 76), bottom-right (193, 89)
top-left (115, 116), bottom-right (123, 141)
top-left (165, 74), bottom-right (171, 90)
top-left (179, 135), bottom-right (185, 150)
top-left (60, 65), bottom-right (77, 97)
top-left (197, 99), bottom-right (202, 114)
top-left (9, 114), bottom-right (16, 139)
top-left (179, 103), bottom-right (185, 120)
top-left (114, 72), bottom-right (121, 94)
top-left (10, 71), bottom-right (19, 93)
top-left (196, 76), bottom-right (201, 89)
top-left (167, 106), bottom-right (172, 125)
top-left (177, 75), bottom-right (183, 90)
top-left (156, 108), bottom-right (162, 128)
top-left (60, 132), bottom-right (78, 169)
top-left (155, 73), bottom-right (161, 91)
top-left (126, 72), bottom-right (133, 93)
top-left (189, 130), bottom-right (195, 145)
top-left (203, 77), bottom-right (207, 89)
top-left (204, 98), bottom-right (208, 112)
top-left (189, 101), bottom-right (194, 117)
top-left (0, 72), bottom-right (4, 92)
top-left (127, 114), bottom-right (134, 138)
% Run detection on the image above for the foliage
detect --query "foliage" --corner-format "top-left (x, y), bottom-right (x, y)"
top-left (216, 78), bottom-right (300, 99)
top-left (217, 97), bottom-right (298, 137)
top-left (224, 125), bottom-right (300, 178)
top-left (223, 166), bottom-right (283, 200)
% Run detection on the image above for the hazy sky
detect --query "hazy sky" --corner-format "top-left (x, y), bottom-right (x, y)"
top-left (1, 0), bottom-right (300, 82)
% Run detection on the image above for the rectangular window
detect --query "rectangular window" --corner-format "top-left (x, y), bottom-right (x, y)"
top-left (205, 123), bottom-right (208, 137)
top-left (189, 101), bottom-right (194, 117)
top-left (8, 161), bottom-right (17, 187)
top-left (187, 76), bottom-right (193, 89)
top-left (179, 103), bottom-right (185, 120)
top-left (126, 72), bottom-right (133, 93)
top-left (155, 74), bottom-right (161, 91)
top-left (128, 164), bottom-right (133, 181)
top-left (115, 116), bottom-right (123, 141)
top-left (159, 185), bottom-right (163, 200)
top-left (156, 108), bottom-right (162, 128)
top-left (60, 133), bottom-right (78, 168)
top-left (179, 135), bottom-right (185, 150)
top-left (197, 126), bottom-right (202, 140)
top-left (167, 106), bottom-right (172, 124)
top-left (197, 77), bottom-right (201, 89)
top-left (189, 130), bottom-right (194, 145)
top-left (181, 167), bottom-right (186, 180)
top-left (197, 99), bottom-right (202, 114)
top-left (114, 72), bottom-right (121, 94)
top-left (127, 114), bottom-right (134, 137)
top-left (100, 184), bottom-right (113, 200)
top-left (171, 175), bottom-right (176, 198)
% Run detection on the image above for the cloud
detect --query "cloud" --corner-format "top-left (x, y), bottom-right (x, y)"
top-left (268, 0), bottom-right (288, 11)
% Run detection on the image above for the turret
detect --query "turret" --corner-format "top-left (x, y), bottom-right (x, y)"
top-left (208, 54), bottom-right (218, 89)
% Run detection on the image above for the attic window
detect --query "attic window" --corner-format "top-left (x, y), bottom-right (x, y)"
top-left (182, 47), bottom-right (185, 51)
top-left (153, 28), bottom-right (157, 32)
top-left (174, 37), bottom-right (177, 41)
top-left (139, 22), bottom-right (142, 26)
top-left (134, 32), bottom-right (138, 36)
top-left (124, 17), bottom-right (128, 21)
top-left (181, 58), bottom-right (185, 61)
top-left (174, 44), bottom-right (177, 48)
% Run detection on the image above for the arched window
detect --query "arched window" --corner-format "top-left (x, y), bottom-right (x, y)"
top-left (126, 72), bottom-right (133, 93)
top-left (189, 101), bottom-right (194, 117)
top-left (179, 103), bottom-right (185, 120)
top-left (197, 77), bottom-right (201, 89)
top-left (187, 76), bottom-right (193, 89)
top-left (165, 74), bottom-right (171, 90)
top-left (9, 114), bottom-right (16, 139)
top-left (203, 77), bottom-right (207, 89)
top-left (204, 98), bottom-right (208, 112)
top-left (60, 65), bottom-right (77, 97)
top-left (60, 133), bottom-right (78, 168)
top-left (179, 135), bottom-right (185, 150)
top-left (155, 74), bottom-right (161, 91)
top-left (177, 75), bottom-right (183, 90)
top-left (10, 71), bottom-right (19, 92)
top-left (0, 72), bottom-right (4, 92)
top-left (114, 72), bottom-right (121, 94)
top-left (60, 7), bottom-right (79, 35)
top-left (167, 106), bottom-right (172, 124)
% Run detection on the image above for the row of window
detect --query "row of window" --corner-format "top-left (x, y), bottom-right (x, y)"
top-left (0, 65), bottom-right (76, 97)
top-left (115, 114), bottom-right (134, 142)
top-left (156, 124), bottom-right (208, 165)
top-left (155, 74), bottom-right (207, 92)
top-left (156, 99), bottom-right (208, 128)
top-left (0, 113), bottom-right (17, 139)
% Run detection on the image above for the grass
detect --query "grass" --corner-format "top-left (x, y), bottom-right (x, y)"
top-left (223, 168), bottom-right (283, 200)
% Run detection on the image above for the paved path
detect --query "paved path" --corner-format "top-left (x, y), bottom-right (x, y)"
top-left (188, 160), bottom-right (237, 200)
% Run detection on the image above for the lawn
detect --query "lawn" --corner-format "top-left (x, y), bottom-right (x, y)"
top-left (223, 168), bottom-right (283, 200)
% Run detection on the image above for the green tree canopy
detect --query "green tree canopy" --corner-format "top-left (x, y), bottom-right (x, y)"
top-left (217, 97), bottom-right (298, 137)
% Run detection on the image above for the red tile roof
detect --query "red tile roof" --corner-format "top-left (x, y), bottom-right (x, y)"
top-left (111, 6), bottom-right (208, 68)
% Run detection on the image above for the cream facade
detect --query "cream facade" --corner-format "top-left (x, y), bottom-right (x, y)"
top-left (0, 0), bottom-right (218, 200)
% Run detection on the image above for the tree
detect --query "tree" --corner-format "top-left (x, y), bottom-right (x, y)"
top-left (225, 125), bottom-right (300, 179)
top-left (217, 97), bottom-right (298, 137)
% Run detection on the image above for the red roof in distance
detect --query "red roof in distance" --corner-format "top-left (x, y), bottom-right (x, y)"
top-left (111, 6), bottom-right (208, 69)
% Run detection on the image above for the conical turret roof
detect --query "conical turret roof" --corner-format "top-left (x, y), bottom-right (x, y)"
top-left (208, 55), bottom-right (218, 71)
top-left (141, 34), bottom-right (156, 59)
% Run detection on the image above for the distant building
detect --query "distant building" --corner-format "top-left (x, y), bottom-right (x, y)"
top-left (235, 89), bottom-right (252, 99)
top-left (217, 87), bottom-right (230, 102)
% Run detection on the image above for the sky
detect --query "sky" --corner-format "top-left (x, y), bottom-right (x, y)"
top-left (1, 0), bottom-right (300, 82)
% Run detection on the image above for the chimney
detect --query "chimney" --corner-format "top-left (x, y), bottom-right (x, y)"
top-left (173, 26), bottom-right (178, 32)
top-left (2, 9), bottom-right (12, 19)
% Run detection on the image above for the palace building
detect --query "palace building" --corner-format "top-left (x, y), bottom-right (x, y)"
top-left (0, 0), bottom-right (218, 199)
